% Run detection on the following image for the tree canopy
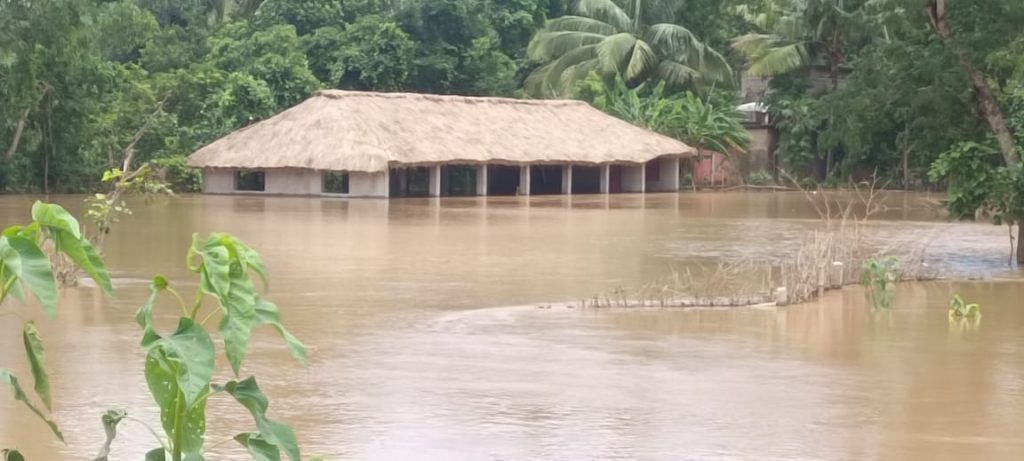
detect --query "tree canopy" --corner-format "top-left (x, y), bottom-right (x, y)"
top-left (1, 0), bottom-right (1023, 208)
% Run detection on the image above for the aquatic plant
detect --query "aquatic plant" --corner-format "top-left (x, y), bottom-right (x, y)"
top-left (97, 233), bottom-right (309, 461)
top-left (0, 202), bottom-right (114, 458)
top-left (862, 257), bottom-right (900, 309)
top-left (948, 294), bottom-right (981, 319)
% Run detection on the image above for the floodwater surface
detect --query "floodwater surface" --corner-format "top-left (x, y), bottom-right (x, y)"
top-left (0, 192), bottom-right (1022, 460)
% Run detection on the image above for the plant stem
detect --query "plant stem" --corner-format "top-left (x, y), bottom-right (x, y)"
top-left (172, 390), bottom-right (185, 461)
top-left (126, 415), bottom-right (169, 453)
top-left (198, 306), bottom-right (219, 327)
top-left (189, 289), bottom-right (203, 320)
top-left (167, 287), bottom-right (189, 317)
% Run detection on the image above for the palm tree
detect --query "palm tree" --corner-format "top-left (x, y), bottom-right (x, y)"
top-left (731, 0), bottom-right (861, 91)
top-left (731, 0), bottom-right (873, 177)
top-left (524, 0), bottom-right (733, 97)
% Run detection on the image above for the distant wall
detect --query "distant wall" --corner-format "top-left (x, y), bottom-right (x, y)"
top-left (645, 156), bottom-right (680, 192)
top-left (201, 168), bottom-right (389, 197)
top-left (349, 171), bottom-right (388, 197)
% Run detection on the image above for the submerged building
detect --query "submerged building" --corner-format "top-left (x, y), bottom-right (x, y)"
top-left (187, 90), bottom-right (696, 198)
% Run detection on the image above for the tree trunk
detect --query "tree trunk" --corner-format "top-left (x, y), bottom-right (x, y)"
top-left (902, 148), bottom-right (910, 190)
top-left (927, 0), bottom-right (1020, 166)
top-left (1017, 224), bottom-right (1024, 266)
top-left (4, 108), bottom-right (31, 160)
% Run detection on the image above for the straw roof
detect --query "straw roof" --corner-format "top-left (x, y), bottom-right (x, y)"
top-left (188, 90), bottom-right (696, 172)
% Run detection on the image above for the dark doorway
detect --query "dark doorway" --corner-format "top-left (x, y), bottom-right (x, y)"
top-left (389, 167), bottom-right (430, 197)
top-left (529, 165), bottom-right (563, 195)
top-left (487, 165), bottom-right (520, 196)
top-left (571, 166), bottom-right (601, 194)
top-left (608, 165), bottom-right (624, 193)
top-left (441, 165), bottom-right (477, 196)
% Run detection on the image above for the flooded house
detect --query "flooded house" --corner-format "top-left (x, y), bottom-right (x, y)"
top-left (187, 90), bottom-right (696, 197)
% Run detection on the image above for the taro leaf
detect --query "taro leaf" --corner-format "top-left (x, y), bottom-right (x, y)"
top-left (2, 235), bottom-right (58, 317)
top-left (219, 263), bottom-right (258, 375)
top-left (234, 433), bottom-right (281, 461)
top-left (52, 230), bottom-right (114, 296)
top-left (146, 318), bottom-right (214, 409)
top-left (145, 448), bottom-right (168, 461)
top-left (0, 369), bottom-right (63, 441)
top-left (22, 321), bottom-right (51, 409)
top-left (230, 236), bottom-right (268, 289)
top-left (224, 377), bottom-right (300, 461)
top-left (136, 275), bottom-right (169, 347)
top-left (92, 409), bottom-right (127, 461)
top-left (146, 349), bottom-right (209, 461)
top-left (2, 449), bottom-right (25, 461)
top-left (31, 201), bottom-right (81, 239)
top-left (254, 297), bottom-right (307, 365)
top-left (145, 319), bottom-right (213, 460)
top-left (198, 245), bottom-right (231, 299)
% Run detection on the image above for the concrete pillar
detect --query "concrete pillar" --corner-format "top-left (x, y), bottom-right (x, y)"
top-left (561, 164), bottom-right (573, 195)
top-left (599, 164), bottom-right (610, 194)
top-left (518, 165), bottom-right (531, 195)
top-left (663, 156), bottom-right (680, 192)
top-left (429, 164), bottom-right (441, 197)
top-left (622, 163), bottom-right (645, 193)
top-left (476, 163), bottom-right (488, 196)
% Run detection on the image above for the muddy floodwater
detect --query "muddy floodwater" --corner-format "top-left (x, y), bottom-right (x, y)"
top-left (1, 192), bottom-right (1023, 460)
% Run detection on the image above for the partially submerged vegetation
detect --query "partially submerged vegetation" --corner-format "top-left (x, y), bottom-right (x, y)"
top-left (581, 177), bottom-right (937, 309)
top-left (1, 202), bottom-right (316, 460)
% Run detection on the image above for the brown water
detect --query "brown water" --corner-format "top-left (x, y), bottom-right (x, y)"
top-left (1, 192), bottom-right (1022, 460)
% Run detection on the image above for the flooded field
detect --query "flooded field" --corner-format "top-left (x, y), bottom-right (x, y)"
top-left (0, 192), bottom-right (1021, 460)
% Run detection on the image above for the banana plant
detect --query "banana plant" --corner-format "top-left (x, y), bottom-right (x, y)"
top-left (1, 202), bottom-right (114, 459)
top-left (95, 233), bottom-right (310, 461)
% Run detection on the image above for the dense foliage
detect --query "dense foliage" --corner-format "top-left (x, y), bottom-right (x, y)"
top-left (3, 0), bottom-right (1024, 236)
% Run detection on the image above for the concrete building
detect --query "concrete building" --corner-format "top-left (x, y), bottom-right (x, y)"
top-left (188, 90), bottom-right (697, 198)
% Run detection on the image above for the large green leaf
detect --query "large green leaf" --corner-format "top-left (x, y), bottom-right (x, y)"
top-left (52, 230), bottom-right (114, 296)
top-left (234, 433), bottom-right (281, 461)
top-left (254, 298), bottom-right (307, 366)
top-left (2, 449), bottom-right (25, 461)
top-left (31, 201), bottom-right (81, 239)
top-left (596, 33), bottom-right (639, 75)
top-left (92, 409), bottom-right (127, 461)
top-left (146, 318), bottom-right (214, 409)
top-left (223, 377), bottom-right (300, 461)
top-left (0, 369), bottom-right (62, 442)
top-left (1, 235), bottom-right (58, 317)
top-left (22, 321), bottom-right (51, 409)
top-left (218, 259), bottom-right (258, 375)
top-left (145, 344), bottom-right (209, 461)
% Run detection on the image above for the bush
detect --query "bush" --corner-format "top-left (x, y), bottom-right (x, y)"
top-left (747, 170), bottom-right (774, 186)
top-left (149, 157), bottom-right (201, 192)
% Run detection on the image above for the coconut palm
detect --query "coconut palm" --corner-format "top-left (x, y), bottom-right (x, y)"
top-left (731, 0), bottom-right (869, 90)
top-left (524, 0), bottom-right (734, 97)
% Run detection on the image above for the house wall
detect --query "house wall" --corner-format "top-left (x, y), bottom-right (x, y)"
top-left (645, 156), bottom-right (680, 192)
top-left (745, 127), bottom-right (775, 174)
top-left (349, 171), bottom-right (389, 197)
top-left (202, 168), bottom-right (389, 197)
top-left (620, 164), bottom-right (645, 192)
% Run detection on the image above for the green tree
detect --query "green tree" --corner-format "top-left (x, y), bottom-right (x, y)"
top-left (524, 0), bottom-right (733, 97)
top-left (316, 15), bottom-right (415, 90)
top-left (207, 22), bottom-right (321, 108)
top-left (399, 0), bottom-right (518, 95)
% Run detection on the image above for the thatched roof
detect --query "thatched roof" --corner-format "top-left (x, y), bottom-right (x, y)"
top-left (187, 90), bottom-right (695, 172)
